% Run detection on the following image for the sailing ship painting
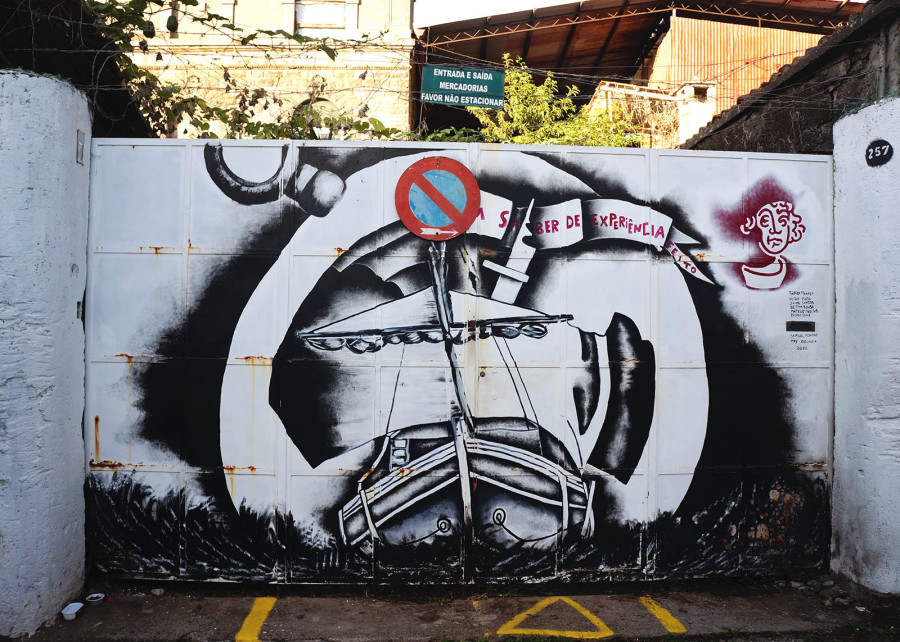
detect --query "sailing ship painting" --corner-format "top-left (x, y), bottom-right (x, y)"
top-left (254, 153), bottom-right (673, 576)
top-left (298, 243), bottom-right (592, 561)
top-left (85, 143), bottom-right (833, 582)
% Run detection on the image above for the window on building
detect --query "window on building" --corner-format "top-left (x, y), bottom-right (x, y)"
top-left (296, 0), bottom-right (347, 30)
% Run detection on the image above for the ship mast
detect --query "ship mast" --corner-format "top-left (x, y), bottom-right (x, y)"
top-left (427, 243), bottom-right (475, 436)
top-left (427, 243), bottom-right (475, 573)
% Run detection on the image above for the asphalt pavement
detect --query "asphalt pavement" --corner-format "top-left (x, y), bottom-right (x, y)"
top-left (8, 576), bottom-right (899, 641)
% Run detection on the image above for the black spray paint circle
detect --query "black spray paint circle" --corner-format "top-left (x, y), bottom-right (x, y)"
top-left (865, 139), bottom-right (893, 167)
top-left (218, 154), bottom-right (711, 532)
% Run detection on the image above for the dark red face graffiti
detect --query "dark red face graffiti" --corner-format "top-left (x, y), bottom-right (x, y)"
top-left (717, 177), bottom-right (804, 290)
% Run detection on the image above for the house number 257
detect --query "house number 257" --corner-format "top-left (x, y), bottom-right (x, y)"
top-left (865, 139), bottom-right (894, 167)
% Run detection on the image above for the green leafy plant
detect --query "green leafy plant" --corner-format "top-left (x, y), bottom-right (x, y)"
top-left (467, 54), bottom-right (640, 147)
top-left (415, 126), bottom-right (484, 143)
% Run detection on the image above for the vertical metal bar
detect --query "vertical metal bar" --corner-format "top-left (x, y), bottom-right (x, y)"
top-left (428, 242), bottom-right (474, 580)
top-left (521, 10), bottom-right (535, 62)
top-left (451, 415), bottom-right (474, 581)
top-left (428, 243), bottom-right (475, 435)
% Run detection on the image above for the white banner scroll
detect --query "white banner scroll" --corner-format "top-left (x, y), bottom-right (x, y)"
top-left (525, 198), bottom-right (713, 284)
top-left (581, 199), bottom-right (671, 250)
top-left (665, 240), bottom-right (713, 284)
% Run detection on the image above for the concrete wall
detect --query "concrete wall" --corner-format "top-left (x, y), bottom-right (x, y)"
top-left (833, 96), bottom-right (900, 595)
top-left (0, 71), bottom-right (90, 635)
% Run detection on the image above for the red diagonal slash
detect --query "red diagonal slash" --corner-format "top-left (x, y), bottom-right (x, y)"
top-left (411, 173), bottom-right (464, 222)
top-left (395, 156), bottom-right (481, 241)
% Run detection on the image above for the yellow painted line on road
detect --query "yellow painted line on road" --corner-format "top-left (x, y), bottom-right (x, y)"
top-left (640, 596), bottom-right (687, 634)
top-left (497, 596), bottom-right (614, 639)
top-left (236, 597), bottom-right (277, 642)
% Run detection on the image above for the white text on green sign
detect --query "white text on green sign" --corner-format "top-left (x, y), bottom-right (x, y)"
top-left (421, 65), bottom-right (505, 109)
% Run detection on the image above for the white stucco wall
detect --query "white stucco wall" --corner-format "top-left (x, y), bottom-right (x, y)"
top-left (0, 71), bottom-right (90, 635)
top-left (833, 96), bottom-right (900, 595)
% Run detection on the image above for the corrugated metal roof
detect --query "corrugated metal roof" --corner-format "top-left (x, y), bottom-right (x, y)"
top-left (419, 0), bottom-right (865, 83)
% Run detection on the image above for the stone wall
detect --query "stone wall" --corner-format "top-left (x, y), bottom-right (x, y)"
top-left (132, 0), bottom-right (415, 136)
top-left (832, 95), bottom-right (900, 595)
top-left (683, 0), bottom-right (900, 154)
top-left (0, 71), bottom-right (90, 636)
top-left (139, 49), bottom-right (414, 137)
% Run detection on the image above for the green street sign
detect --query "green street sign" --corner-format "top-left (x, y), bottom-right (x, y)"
top-left (420, 65), bottom-right (505, 109)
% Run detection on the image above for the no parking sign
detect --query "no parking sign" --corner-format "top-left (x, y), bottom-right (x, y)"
top-left (394, 156), bottom-right (481, 240)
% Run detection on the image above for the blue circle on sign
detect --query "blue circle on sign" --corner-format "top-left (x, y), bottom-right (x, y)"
top-left (407, 170), bottom-right (467, 227)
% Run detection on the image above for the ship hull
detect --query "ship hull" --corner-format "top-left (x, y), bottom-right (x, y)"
top-left (338, 417), bottom-right (591, 557)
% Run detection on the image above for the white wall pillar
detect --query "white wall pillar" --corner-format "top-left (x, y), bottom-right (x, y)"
top-left (833, 95), bottom-right (900, 595)
top-left (0, 71), bottom-right (90, 635)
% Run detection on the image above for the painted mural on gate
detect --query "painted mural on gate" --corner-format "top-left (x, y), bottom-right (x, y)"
top-left (85, 142), bottom-right (833, 581)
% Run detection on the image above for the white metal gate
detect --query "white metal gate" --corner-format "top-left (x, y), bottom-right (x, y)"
top-left (85, 140), bottom-right (833, 581)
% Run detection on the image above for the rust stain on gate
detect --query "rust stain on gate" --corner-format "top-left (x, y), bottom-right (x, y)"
top-left (94, 415), bottom-right (100, 464)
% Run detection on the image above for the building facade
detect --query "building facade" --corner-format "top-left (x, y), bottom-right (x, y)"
top-left (684, 0), bottom-right (899, 154)
top-left (132, 0), bottom-right (416, 136)
top-left (636, 15), bottom-right (824, 118)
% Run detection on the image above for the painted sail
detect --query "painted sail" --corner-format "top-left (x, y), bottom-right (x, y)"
top-left (296, 288), bottom-right (573, 354)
